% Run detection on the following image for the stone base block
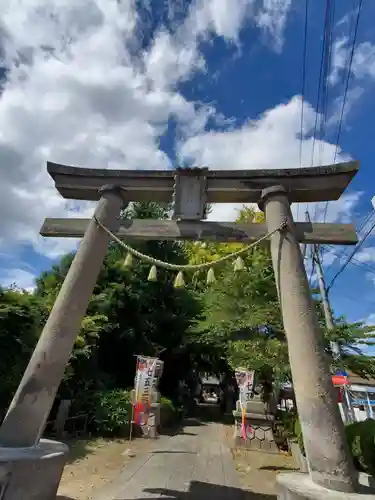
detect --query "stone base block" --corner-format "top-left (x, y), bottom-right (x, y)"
top-left (233, 411), bottom-right (279, 453)
top-left (141, 402), bottom-right (160, 439)
top-left (277, 473), bottom-right (375, 500)
top-left (288, 440), bottom-right (309, 473)
top-left (0, 439), bottom-right (68, 500)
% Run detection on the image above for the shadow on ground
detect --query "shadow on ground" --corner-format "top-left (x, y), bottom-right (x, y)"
top-left (193, 403), bottom-right (234, 426)
top-left (259, 465), bottom-right (298, 472)
top-left (152, 450), bottom-right (198, 454)
top-left (116, 481), bottom-right (275, 500)
top-left (159, 417), bottom-right (206, 437)
top-left (61, 436), bottom-right (104, 464)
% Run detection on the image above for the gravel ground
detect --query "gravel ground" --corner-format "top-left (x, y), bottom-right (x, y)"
top-left (57, 436), bottom-right (153, 500)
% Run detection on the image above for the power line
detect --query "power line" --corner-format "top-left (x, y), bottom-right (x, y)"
top-left (332, 289), bottom-right (375, 307)
top-left (325, 246), bottom-right (375, 275)
top-left (327, 215), bottom-right (375, 291)
top-left (321, 204), bottom-right (373, 263)
top-left (318, 0), bottom-right (335, 165)
top-left (324, 210), bottom-right (374, 266)
top-left (297, 0), bottom-right (309, 221)
top-left (317, 0), bottom-right (336, 225)
top-left (311, 0), bottom-right (335, 222)
top-left (321, 0), bottom-right (363, 227)
top-left (299, 0), bottom-right (309, 167)
top-left (333, 0), bottom-right (363, 165)
top-left (310, 0), bottom-right (332, 172)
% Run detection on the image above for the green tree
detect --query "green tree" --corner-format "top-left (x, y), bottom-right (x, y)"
top-left (0, 286), bottom-right (44, 413)
top-left (187, 206), bottom-right (285, 388)
top-left (34, 201), bottom-right (202, 404)
top-left (313, 290), bottom-right (375, 378)
top-left (189, 206), bottom-right (375, 391)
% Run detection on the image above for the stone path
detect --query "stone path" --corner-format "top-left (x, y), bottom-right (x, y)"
top-left (92, 418), bottom-right (255, 500)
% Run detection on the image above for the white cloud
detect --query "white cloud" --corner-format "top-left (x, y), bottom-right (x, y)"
top-left (182, 95), bottom-right (360, 224)
top-left (208, 203), bottom-right (259, 222)
top-left (329, 37), bottom-right (350, 87)
top-left (0, 0), bottom-right (294, 260)
top-left (352, 42), bottom-right (375, 80)
top-left (256, 0), bottom-right (292, 53)
top-left (179, 96), bottom-right (350, 170)
top-left (327, 86), bottom-right (364, 129)
top-left (327, 36), bottom-right (375, 124)
top-left (331, 38), bottom-right (375, 82)
top-left (365, 313), bottom-right (375, 327)
top-left (305, 191), bottom-right (362, 224)
top-left (0, 268), bottom-right (37, 292)
top-left (356, 247), bottom-right (375, 264)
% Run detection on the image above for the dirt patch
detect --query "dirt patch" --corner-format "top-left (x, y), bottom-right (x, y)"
top-left (233, 448), bottom-right (298, 498)
top-left (57, 437), bottom-right (152, 500)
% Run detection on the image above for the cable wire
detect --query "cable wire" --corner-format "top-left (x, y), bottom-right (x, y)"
top-left (332, 0), bottom-right (363, 165)
top-left (297, 0), bottom-right (309, 221)
top-left (310, 0), bottom-right (332, 172)
top-left (323, 209), bottom-right (374, 270)
top-left (310, 0), bottom-right (335, 222)
top-left (327, 215), bottom-right (375, 291)
top-left (321, 0), bottom-right (363, 227)
top-left (299, 0), bottom-right (309, 168)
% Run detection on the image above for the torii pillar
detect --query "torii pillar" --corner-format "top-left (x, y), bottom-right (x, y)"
top-left (259, 186), bottom-right (359, 497)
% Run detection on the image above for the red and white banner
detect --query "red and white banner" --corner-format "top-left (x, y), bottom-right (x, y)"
top-left (235, 368), bottom-right (255, 404)
top-left (235, 368), bottom-right (255, 440)
top-left (133, 356), bottom-right (157, 426)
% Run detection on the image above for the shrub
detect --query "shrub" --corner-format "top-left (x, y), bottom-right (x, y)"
top-left (91, 389), bottom-right (132, 436)
top-left (294, 417), bottom-right (375, 475)
top-left (294, 418), bottom-right (305, 456)
top-left (160, 397), bottom-right (178, 428)
top-left (345, 419), bottom-right (375, 475)
top-left (274, 410), bottom-right (297, 449)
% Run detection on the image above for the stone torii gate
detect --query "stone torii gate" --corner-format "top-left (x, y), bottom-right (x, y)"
top-left (0, 160), bottom-right (368, 500)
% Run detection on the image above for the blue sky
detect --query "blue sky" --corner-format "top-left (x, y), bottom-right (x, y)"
top-left (0, 0), bottom-right (375, 329)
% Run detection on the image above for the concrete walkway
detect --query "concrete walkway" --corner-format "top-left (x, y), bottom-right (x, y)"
top-left (92, 419), bottom-right (248, 500)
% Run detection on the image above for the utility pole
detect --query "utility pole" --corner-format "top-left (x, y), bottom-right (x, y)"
top-left (305, 210), bottom-right (353, 422)
top-left (305, 211), bottom-right (339, 356)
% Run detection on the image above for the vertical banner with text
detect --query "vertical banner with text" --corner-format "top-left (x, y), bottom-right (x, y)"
top-left (133, 356), bottom-right (157, 427)
top-left (235, 368), bottom-right (255, 440)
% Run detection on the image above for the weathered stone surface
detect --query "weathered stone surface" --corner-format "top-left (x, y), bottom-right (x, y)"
top-left (0, 439), bottom-right (68, 500)
top-left (232, 409), bottom-right (278, 453)
top-left (254, 427), bottom-right (265, 441)
top-left (277, 473), bottom-right (375, 499)
top-left (262, 186), bottom-right (358, 492)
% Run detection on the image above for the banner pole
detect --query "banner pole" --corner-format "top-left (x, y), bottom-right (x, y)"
top-left (129, 400), bottom-right (135, 442)
top-left (130, 356), bottom-right (140, 442)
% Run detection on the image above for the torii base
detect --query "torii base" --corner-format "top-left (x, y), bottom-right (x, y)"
top-left (0, 439), bottom-right (68, 499)
top-left (277, 473), bottom-right (375, 500)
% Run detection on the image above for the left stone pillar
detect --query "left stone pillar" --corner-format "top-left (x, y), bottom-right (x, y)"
top-left (0, 185), bottom-right (124, 448)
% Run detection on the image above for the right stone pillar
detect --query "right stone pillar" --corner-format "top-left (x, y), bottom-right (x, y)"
top-left (259, 186), bottom-right (358, 494)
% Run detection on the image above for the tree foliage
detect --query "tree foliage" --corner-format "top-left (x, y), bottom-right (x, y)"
top-left (0, 287), bottom-right (45, 413)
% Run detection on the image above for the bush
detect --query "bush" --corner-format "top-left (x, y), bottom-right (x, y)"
top-left (274, 410), bottom-right (297, 449)
top-left (160, 396), bottom-right (178, 428)
top-left (294, 417), bottom-right (375, 475)
top-left (294, 418), bottom-right (305, 456)
top-left (91, 389), bottom-right (132, 436)
top-left (345, 419), bottom-right (375, 475)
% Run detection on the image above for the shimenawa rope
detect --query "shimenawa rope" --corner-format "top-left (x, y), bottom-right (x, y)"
top-left (94, 216), bottom-right (285, 270)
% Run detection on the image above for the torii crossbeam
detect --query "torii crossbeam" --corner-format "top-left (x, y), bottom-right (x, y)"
top-left (0, 160), bottom-right (361, 499)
